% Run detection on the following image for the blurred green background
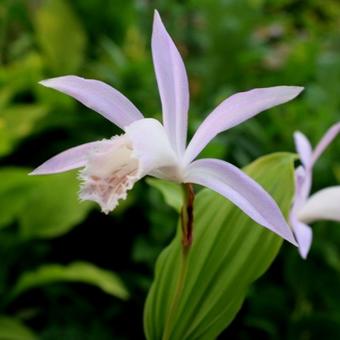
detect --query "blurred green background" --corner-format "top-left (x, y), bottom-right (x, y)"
top-left (0, 0), bottom-right (339, 339)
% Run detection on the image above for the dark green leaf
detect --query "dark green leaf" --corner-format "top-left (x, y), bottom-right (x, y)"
top-left (0, 316), bottom-right (37, 340)
top-left (9, 262), bottom-right (129, 301)
top-left (19, 172), bottom-right (92, 239)
top-left (0, 168), bottom-right (92, 238)
top-left (0, 104), bottom-right (48, 157)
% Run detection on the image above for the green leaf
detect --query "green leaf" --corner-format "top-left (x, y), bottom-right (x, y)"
top-left (0, 168), bottom-right (35, 229)
top-left (146, 178), bottom-right (182, 212)
top-left (0, 53), bottom-right (43, 99)
top-left (0, 168), bottom-right (92, 238)
top-left (34, 0), bottom-right (87, 73)
top-left (0, 104), bottom-right (48, 157)
top-left (19, 171), bottom-right (92, 239)
top-left (144, 153), bottom-right (296, 340)
top-left (9, 262), bottom-right (129, 301)
top-left (0, 316), bottom-right (37, 340)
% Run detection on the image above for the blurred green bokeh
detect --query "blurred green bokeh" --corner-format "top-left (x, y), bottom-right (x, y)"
top-left (0, 0), bottom-right (339, 339)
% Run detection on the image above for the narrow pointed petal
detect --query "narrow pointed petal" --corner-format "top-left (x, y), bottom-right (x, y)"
top-left (298, 186), bottom-right (340, 223)
top-left (311, 122), bottom-right (340, 165)
top-left (294, 131), bottom-right (313, 168)
top-left (184, 86), bottom-right (303, 164)
top-left (185, 158), bottom-right (297, 245)
top-left (40, 76), bottom-right (144, 129)
top-left (30, 141), bottom-right (112, 175)
top-left (152, 10), bottom-right (189, 156)
top-left (291, 218), bottom-right (313, 259)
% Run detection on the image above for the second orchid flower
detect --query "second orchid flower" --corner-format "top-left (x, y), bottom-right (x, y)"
top-left (290, 122), bottom-right (340, 258)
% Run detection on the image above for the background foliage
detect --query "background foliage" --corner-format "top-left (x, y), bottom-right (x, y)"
top-left (0, 0), bottom-right (339, 339)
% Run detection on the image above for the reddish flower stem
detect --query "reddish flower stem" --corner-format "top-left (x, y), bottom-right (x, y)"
top-left (181, 183), bottom-right (195, 249)
top-left (163, 183), bottom-right (195, 340)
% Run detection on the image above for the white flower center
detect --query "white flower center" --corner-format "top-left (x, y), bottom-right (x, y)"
top-left (79, 135), bottom-right (140, 213)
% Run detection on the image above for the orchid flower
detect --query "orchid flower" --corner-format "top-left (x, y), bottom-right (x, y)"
top-left (31, 11), bottom-right (302, 246)
top-left (290, 122), bottom-right (340, 258)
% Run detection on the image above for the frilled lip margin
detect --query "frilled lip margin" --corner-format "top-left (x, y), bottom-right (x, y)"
top-left (77, 135), bottom-right (141, 214)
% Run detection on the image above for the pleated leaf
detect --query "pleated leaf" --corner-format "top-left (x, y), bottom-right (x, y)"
top-left (144, 152), bottom-right (296, 340)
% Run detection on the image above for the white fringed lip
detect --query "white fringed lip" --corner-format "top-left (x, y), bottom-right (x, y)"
top-left (78, 118), bottom-right (182, 213)
top-left (78, 135), bottom-right (140, 213)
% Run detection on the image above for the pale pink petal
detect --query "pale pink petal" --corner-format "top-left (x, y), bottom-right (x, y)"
top-left (293, 166), bottom-right (312, 208)
top-left (298, 186), bottom-right (340, 223)
top-left (294, 131), bottom-right (313, 168)
top-left (152, 10), bottom-right (189, 156)
top-left (311, 122), bottom-right (340, 166)
top-left (30, 141), bottom-right (113, 175)
top-left (184, 158), bottom-right (297, 245)
top-left (291, 216), bottom-right (313, 259)
top-left (295, 166), bottom-right (307, 196)
top-left (40, 76), bottom-right (144, 129)
top-left (184, 86), bottom-right (303, 164)
top-left (291, 167), bottom-right (305, 215)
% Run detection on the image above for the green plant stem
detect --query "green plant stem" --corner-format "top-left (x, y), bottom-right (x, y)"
top-left (162, 183), bottom-right (195, 340)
